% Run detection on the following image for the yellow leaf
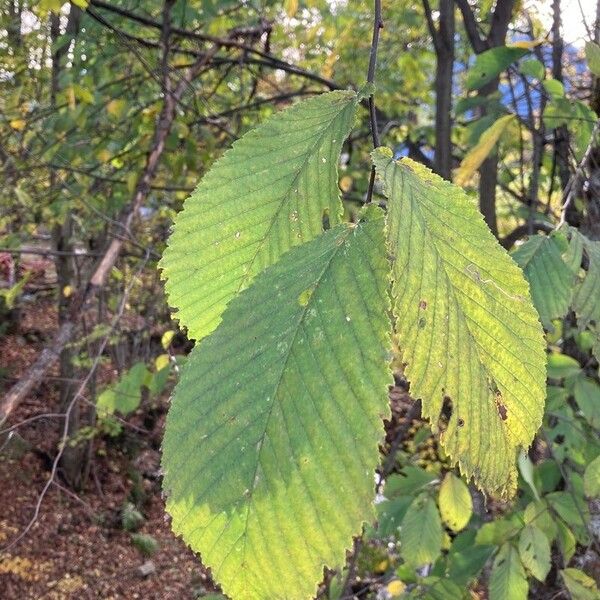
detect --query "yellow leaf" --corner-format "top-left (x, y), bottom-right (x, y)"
top-left (67, 86), bottom-right (76, 109)
top-left (97, 149), bottom-right (111, 163)
top-left (455, 114), bottom-right (515, 186)
top-left (339, 175), bottom-right (353, 193)
top-left (106, 99), bottom-right (126, 117)
top-left (375, 559), bottom-right (389, 573)
top-left (284, 0), bottom-right (298, 17)
top-left (62, 285), bottom-right (73, 298)
top-left (126, 172), bottom-right (137, 194)
top-left (322, 52), bottom-right (339, 79)
top-left (9, 119), bottom-right (26, 131)
top-left (155, 353), bottom-right (170, 372)
top-left (161, 330), bottom-right (175, 349)
top-left (387, 580), bottom-right (406, 597)
top-left (509, 39), bottom-right (542, 49)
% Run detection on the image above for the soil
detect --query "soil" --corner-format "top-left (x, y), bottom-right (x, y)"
top-left (0, 298), bottom-right (216, 600)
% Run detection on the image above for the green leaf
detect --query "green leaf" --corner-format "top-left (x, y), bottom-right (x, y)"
top-left (512, 234), bottom-right (575, 329)
top-left (524, 501), bottom-right (557, 541)
top-left (97, 362), bottom-right (150, 416)
top-left (585, 41), bottom-right (600, 77)
top-left (561, 568), bottom-right (600, 600)
top-left (547, 491), bottom-right (590, 544)
top-left (376, 497), bottom-right (412, 537)
top-left (161, 209), bottom-right (392, 600)
top-left (466, 47), bottom-right (528, 90)
top-left (518, 525), bottom-right (551, 582)
top-left (489, 543), bottom-right (528, 600)
top-left (556, 521), bottom-right (577, 564)
top-left (519, 58), bottom-right (544, 80)
top-left (372, 150), bottom-right (546, 497)
top-left (400, 494), bottom-right (443, 567)
top-left (385, 466), bottom-right (437, 497)
top-left (518, 452), bottom-right (540, 502)
top-left (584, 454), bottom-right (600, 498)
top-left (547, 353), bottom-right (580, 380)
top-left (161, 91), bottom-right (359, 342)
top-left (447, 534), bottom-right (495, 585)
top-left (543, 79), bottom-right (565, 98)
top-left (573, 376), bottom-right (600, 429)
top-left (438, 472), bottom-right (473, 532)
top-left (574, 238), bottom-right (600, 331)
top-left (476, 517), bottom-right (521, 546)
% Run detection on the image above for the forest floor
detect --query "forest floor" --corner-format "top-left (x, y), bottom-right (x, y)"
top-left (0, 298), bottom-right (216, 599)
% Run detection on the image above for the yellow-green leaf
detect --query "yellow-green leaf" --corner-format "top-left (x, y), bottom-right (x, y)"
top-left (438, 472), bottom-right (473, 532)
top-left (372, 150), bottom-right (546, 496)
top-left (161, 91), bottom-right (359, 342)
top-left (162, 208), bottom-right (392, 600)
top-left (455, 115), bottom-right (515, 186)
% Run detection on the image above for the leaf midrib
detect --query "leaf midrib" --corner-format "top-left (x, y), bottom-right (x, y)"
top-left (238, 224), bottom-right (355, 585)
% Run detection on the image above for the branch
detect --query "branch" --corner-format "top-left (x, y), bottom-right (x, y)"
top-left (0, 7), bottom-right (209, 426)
top-left (500, 221), bottom-right (554, 249)
top-left (454, 0), bottom-right (486, 53)
top-left (365, 0), bottom-right (383, 203)
top-left (422, 0), bottom-right (441, 53)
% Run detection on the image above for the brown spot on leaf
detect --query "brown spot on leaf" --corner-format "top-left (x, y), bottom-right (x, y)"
top-left (419, 299), bottom-right (427, 310)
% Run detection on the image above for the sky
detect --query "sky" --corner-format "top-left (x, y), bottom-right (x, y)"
top-left (528, 0), bottom-right (597, 48)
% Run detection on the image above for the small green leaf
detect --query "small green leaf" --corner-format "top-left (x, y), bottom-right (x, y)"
top-left (584, 455), bottom-right (600, 498)
top-left (543, 79), bottom-right (565, 98)
top-left (476, 517), bottom-right (521, 546)
top-left (561, 568), bottom-right (600, 600)
top-left (400, 494), bottom-right (443, 567)
top-left (518, 525), bottom-right (551, 582)
top-left (547, 353), bottom-right (580, 380)
top-left (518, 452), bottom-right (540, 502)
top-left (556, 521), bottom-right (577, 563)
top-left (438, 472), bottom-right (473, 532)
top-left (519, 58), bottom-right (544, 79)
top-left (574, 376), bottom-right (600, 429)
top-left (97, 362), bottom-right (150, 416)
top-left (466, 47), bottom-right (528, 90)
top-left (524, 501), bottom-right (557, 541)
top-left (489, 543), bottom-right (528, 600)
top-left (585, 41), bottom-right (600, 77)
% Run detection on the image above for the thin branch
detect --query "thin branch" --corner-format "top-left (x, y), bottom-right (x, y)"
top-left (365, 0), bottom-right (383, 204)
top-left (557, 119), bottom-right (600, 229)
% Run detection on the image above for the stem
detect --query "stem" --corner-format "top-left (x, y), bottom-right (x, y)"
top-left (366, 0), bottom-right (383, 204)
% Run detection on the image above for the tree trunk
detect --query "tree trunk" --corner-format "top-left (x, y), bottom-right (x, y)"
top-left (433, 0), bottom-right (455, 180)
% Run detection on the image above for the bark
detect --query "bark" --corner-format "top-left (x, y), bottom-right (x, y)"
top-left (551, 0), bottom-right (571, 193)
top-left (455, 0), bottom-right (516, 236)
top-left (426, 0), bottom-right (455, 180)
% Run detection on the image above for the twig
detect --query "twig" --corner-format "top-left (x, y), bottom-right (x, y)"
top-left (557, 119), bottom-right (600, 229)
top-left (365, 0), bottom-right (383, 204)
